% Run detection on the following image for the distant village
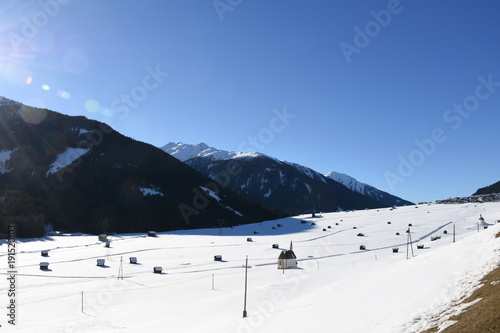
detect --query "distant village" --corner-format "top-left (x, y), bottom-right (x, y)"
top-left (434, 193), bottom-right (500, 205)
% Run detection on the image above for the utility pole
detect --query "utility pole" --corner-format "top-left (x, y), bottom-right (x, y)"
top-left (217, 219), bottom-right (225, 236)
top-left (406, 226), bottom-right (415, 260)
top-left (118, 256), bottom-right (124, 280)
top-left (243, 256), bottom-right (248, 318)
top-left (453, 223), bottom-right (456, 243)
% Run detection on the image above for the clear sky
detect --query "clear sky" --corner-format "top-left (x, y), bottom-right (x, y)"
top-left (0, 0), bottom-right (499, 204)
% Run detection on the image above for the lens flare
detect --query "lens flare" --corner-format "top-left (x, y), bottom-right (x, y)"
top-left (101, 107), bottom-right (114, 117)
top-left (57, 90), bottom-right (71, 99)
top-left (20, 105), bottom-right (47, 125)
top-left (85, 99), bottom-right (100, 113)
top-left (4, 64), bottom-right (31, 86)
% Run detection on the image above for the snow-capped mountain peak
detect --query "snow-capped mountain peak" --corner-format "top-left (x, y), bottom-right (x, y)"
top-left (325, 171), bottom-right (368, 194)
top-left (161, 142), bottom-right (261, 162)
top-left (160, 142), bottom-right (413, 212)
top-left (325, 171), bottom-right (412, 206)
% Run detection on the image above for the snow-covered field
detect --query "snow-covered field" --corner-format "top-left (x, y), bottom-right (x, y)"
top-left (1, 203), bottom-right (499, 332)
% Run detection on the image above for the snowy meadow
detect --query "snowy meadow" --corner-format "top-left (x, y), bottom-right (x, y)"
top-left (1, 202), bottom-right (499, 332)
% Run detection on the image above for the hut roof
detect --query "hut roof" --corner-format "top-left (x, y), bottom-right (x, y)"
top-left (279, 250), bottom-right (297, 260)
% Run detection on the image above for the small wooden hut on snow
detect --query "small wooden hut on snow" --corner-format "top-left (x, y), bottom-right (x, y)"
top-left (278, 241), bottom-right (297, 269)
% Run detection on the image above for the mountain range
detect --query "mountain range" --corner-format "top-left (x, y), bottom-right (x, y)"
top-left (161, 142), bottom-right (414, 215)
top-left (0, 97), bottom-right (278, 237)
top-left (1, 95), bottom-right (495, 238)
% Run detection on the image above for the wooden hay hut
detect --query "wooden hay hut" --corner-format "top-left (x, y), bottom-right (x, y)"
top-left (147, 231), bottom-right (157, 237)
top-left (41, 250), bottom-right (49, 257)
top-left (272, 244), bottom-right (279, 249)
top-left (98, 234), bottom-right (107, 241)
top-left (392, 248), bottom-right (399, 253)
top-left (153, 266), bottom-right (162, 274)
top-left (97, 259), bottom-right (105, 266)
top-left (129, 257), bottom-right (137, 264)
top-left (247, 237), bottom-right (253, 242)
top-left (39, 262), bottom-right (49, 270)
top-left (417, 244), bottom-right (424, 249)
top-left (359, 245), bottom-right (366, 250)
top-left (214, 255), bottom-right (222, 261)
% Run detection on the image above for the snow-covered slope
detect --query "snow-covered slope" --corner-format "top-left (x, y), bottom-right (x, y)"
top-left (326, 170), bottom-right (413, 206)
top-left (6, 202), bottom-right (500, 332)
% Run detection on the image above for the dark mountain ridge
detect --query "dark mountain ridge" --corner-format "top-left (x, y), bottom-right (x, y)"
top-left (184, 154), bottom-right (386, 214)
top-left (473, 181), bottom-right (500, 196)
top-left (162, 142), bottom-right (413, 215)
top-left (0, 98), bottom-right (279, 237)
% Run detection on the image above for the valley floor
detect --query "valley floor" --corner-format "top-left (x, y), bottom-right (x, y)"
top-left (0, 202), bottom-right (499, 332)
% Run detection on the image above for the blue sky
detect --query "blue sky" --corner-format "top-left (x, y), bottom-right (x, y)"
top-left (0, 0), bottom-right (499, 204)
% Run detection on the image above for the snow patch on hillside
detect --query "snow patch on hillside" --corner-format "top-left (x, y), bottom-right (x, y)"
top-left (46, 147), bottom-right (89, 176)
top-left (140, 187), bottom-right (164, 197)
top-left (200, 186), bottom-right (243, 216)
top-left (0, 149), bottom-right (14, 174)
